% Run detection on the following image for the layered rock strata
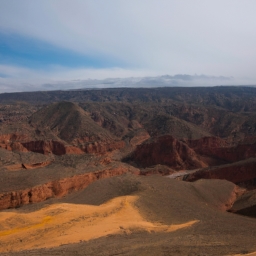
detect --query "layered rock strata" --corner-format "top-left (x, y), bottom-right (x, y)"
top-left (0, 166), bottom-right (135, 210)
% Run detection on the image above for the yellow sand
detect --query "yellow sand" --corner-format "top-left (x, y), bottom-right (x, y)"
top-left (0, 195), bottom-right (198, 253)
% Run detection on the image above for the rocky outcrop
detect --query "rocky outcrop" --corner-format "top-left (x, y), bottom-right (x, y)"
top-left (0, 166), bottom-right (136, 210)
top-left (183, 158), bottom-right (256, 185)
top-left (126, 135), bottom-right (206, 170)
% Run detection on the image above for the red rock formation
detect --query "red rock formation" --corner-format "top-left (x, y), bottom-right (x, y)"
top-left (187, 136), bottom-right (256, 163)
top-left (0, 133), bottom-right (124, 156)
top-left (184, 158), bottom-right (256, 184)
top-left (129, 135), bottom-right (206, 170)
top-left (0, 133), bottom-right (123, 156)
top-left (22, 140), bottom-right (68, 155)
top-left (20, 140), bottom-right (120, 155)
top-left (0, 135), bottom-right (125, 155)
top-left (0, 166), bottom-right (136, 210)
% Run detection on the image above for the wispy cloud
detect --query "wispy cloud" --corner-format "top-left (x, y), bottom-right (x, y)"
top-left (1, 0), bottom-right (256, 92)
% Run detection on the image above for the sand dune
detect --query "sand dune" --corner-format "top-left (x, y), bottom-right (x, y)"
top-left (0, 195), bottom-right (198, 253)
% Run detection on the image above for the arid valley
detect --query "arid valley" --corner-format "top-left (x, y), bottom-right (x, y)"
top-left (0, 86), bottom-right (256, 255)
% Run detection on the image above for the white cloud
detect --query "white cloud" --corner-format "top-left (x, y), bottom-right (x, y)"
top-left (0, 64), bottom-right (255, 93)
top-left (1, 1), bottom-right (256, 82)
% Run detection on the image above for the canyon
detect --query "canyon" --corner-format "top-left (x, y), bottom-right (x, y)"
top-left (0, 86), bottom-right (256, 255)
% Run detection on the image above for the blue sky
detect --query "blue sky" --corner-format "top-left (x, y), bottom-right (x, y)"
top-left (0, 32), bottom-right (125, 69)
top-left (1, 0), bottom-right (256, 92)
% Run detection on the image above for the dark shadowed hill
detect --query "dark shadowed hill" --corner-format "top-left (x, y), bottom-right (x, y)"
top-left (30, 101), bottom-right (115, 143)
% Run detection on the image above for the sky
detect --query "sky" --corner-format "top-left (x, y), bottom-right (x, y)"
top-left (1, 0), bottom-right (256, 92)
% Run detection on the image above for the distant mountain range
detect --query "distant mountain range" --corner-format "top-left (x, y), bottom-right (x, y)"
top-left (42, 74), bottom-right (235, 91)
top-left (1, 73), bottom-right (255, 93)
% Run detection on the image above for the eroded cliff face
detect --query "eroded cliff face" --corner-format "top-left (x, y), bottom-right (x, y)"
top-left (21, 140), bottom-right (87, 155)
top-left (127, 135), bottom-right (206, 170)
top-left (22, 140), bottom-right (68, 155)
top-left (187, 137), bottom-right (256, 163)
top-left (0, 166), bottom-right (136, 210)
top-left (0, 133), bottom-right (125, 156)
top-left (183, 158), bottom-right (256, 185)
top-left (125, 134), bottom-right (256, 191)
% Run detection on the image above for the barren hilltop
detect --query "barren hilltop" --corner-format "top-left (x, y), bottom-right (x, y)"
top-left (0, 86), bottom-right (256, 256)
